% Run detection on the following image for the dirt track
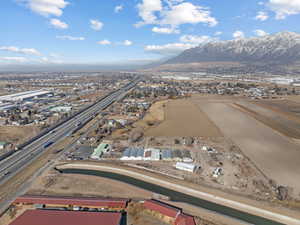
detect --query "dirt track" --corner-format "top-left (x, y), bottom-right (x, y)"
top-left (199, 102), bottom-right (300, 195)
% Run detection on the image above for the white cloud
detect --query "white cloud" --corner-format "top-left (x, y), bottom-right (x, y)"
top-left (233, 30), bottom-right (245, 39)
top-left (122, 40), bottom-right (133, 46)
top-left (135, 0), bottom-right (217, 30)
top-left (39, 56), bottom-right (63, 64)
top-left (136, 0), bottom-right (162, 27)
top-left (214, 31), bottom-right (222, 36)
top-left (254, 29), bottom-right (269, 36)
top-left (50, 18), bottom-right (68, 29)
top-left (0, 57), bottom-right (27, 63)
top-left (145, 43), bottom-right (195, 55)
top-left (90, 19), bottom-right (103, 31)
top-left (0, 46), bottom-right (41, 56)
top-left (114, 5), bottom-right (123, 13)
top-left (152, 26), bottom-right (179, 34)
top-left (180, 35), bottom-right (218, 44)
top-left (56, 35), bottom-right (85, 41)
top-left (161, 2), bottom-right (218, 27)
top-left (267, 0), bottom-right (300, 19)
top-left (255, 11), bottom-right (269, 21)
top-left (97, 40), bottom-right (111, 45)
top-left (24, 0), bottom-right (69, 17)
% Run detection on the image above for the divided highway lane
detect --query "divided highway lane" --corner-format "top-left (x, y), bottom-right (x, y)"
top-left (0, 78), bottom-right (140, 185)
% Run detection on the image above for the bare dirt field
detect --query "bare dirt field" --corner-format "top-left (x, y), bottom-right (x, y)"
top-left (234, 101), bottom-right (300, 139)
top-left (256, 99), bottom-right (300, 121)
top-left (0, 126), bottom-right (40, 145)
top-left (198, 102), bottom-right (300, 197)
top-left (146, 99), bottom-right (222, 137)
top-left (28, 170), bottom-right (153, 199)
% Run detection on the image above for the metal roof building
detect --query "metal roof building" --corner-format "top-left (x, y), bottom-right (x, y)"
top-left (13, 195), bottom-right (129, 209)
top-left (175, 213), bottom-right (196, 225)
top-left (8, 210), bottom-right (123, 225)
top-left (120, 148), bottom-right (131, 160)
top-left (162, 149), bottom-right (172, 161)
top-left (144, 199), bottom-right (181, 218)
top-left (0, 90), bottom-right (52, 102)
top-left (90, 143), bottom-right (110, 160)
top-left (175, 162), bottom-right (197, 173)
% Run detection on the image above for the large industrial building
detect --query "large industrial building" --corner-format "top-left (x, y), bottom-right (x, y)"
top-left (13, 195), bottom-right (128, 210)
top-left (0, 90), bottom-right (53, 103)
top-left (8, 195), bottom-right (128, 225)
top-left (8, 210), bottom-right (123, 225)
top-left (143, 199), bottom-right (196, 225)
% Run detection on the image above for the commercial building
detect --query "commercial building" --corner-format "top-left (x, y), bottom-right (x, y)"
top-left (90, 143), bottom-right (111, 160)
top-left (161, 149), bottom-right (172, 161)
top-left (8, 210), bottom-right (123, 225)
top-left (120, 147), bottom-right (144, 160)
top-left (144, 148), bottom-right (160, 161)
top-left (0, 90), bottom-right (53, 102)
top-left (143, 199), bottom-right (181, 218)
top-left (143, 199), bottom-right (196, 225)
top-left (50, 106), bottom-right (72, 113)
top-left (13, 195), bottom-right (129, 210)
top-left (175, 162), bottom-right (197, 173)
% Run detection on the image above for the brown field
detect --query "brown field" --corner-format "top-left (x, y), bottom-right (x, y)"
top-left (28, 172), bottom-right (153, 199)
top-left (145, 99), bottom-right (222, 137)
top-left (234, 101), bottom-right (300, 139)
top-left (198, 101), bottom-right (300, 195)
top-left (256, 99), bottom-right (300, 120)
top-left (0, 126), bottom-right (40, 145)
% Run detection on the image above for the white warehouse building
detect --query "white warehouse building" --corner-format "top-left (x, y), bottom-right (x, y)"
top-left (175, 162), bottom-right (197, 173)
top-left (0, 90), bottom-right (53, 102)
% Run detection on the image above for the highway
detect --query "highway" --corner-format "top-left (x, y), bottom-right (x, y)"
top-left (0, 78), bottom-right (140, 186)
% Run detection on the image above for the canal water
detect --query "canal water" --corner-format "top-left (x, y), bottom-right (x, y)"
top-left (60, 168), bottom-right (285, 225)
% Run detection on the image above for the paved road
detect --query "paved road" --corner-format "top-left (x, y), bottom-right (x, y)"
top-left (0, 78), bottom-right (140, 186)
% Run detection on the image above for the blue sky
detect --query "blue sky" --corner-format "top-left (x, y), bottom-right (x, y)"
top-left (1, 0), bottom-right (300, 67)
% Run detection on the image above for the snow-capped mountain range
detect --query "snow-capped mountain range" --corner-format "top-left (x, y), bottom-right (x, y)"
top-left (166, 32), bottom-right (300, 65)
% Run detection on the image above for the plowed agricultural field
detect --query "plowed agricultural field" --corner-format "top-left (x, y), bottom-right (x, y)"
top-left (146, 99), bottom-right (222, 137)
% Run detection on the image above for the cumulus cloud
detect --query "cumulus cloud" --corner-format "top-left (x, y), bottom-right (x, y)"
top-left (145, 43), bottom-right (195, 55)
top-left (180, 35), bottom-right (218, 44)
top-left (50, 18), bottom-right (68, 29)
top-left (23, 0), bottom-right (69, 17)
top-left (152, 26), bottom-right (179, 34)
top-left (161, 2), bottom-right (218, 27)
top-left (136, 0), bottom-right (162, 27)
top-left (114, 5), bottom-right (123, 13)
top-left (254, 29), bottom-right (269, 36)
top-left (135, 0), bottom-right (217, 32)
top-left (145, 33), bottom-right (219, 55)
top-left (266, 0), bottom-right (300, 19)
top-left (214, 31), bottom-right (222, 36)
top-left (90, 19), bottom-right (103, 31)
top-left (233, 30), bottom-right (245, 39)
top-left (255, 11), bottom-right (269, 21)
top-left (122, 40), bottom-right (133, 46)
top-left (56, 35), bottom-right (85, 41)
top-left (0, 57), bottom-right (27, 63)
top-left (97, 40), bottom-right (111, 45)
top-left (0, 46), bottom-right (41, 56)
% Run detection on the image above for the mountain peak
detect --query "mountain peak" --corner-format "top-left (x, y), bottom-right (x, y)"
top-left (165, 31), bottom-right (300, 65)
